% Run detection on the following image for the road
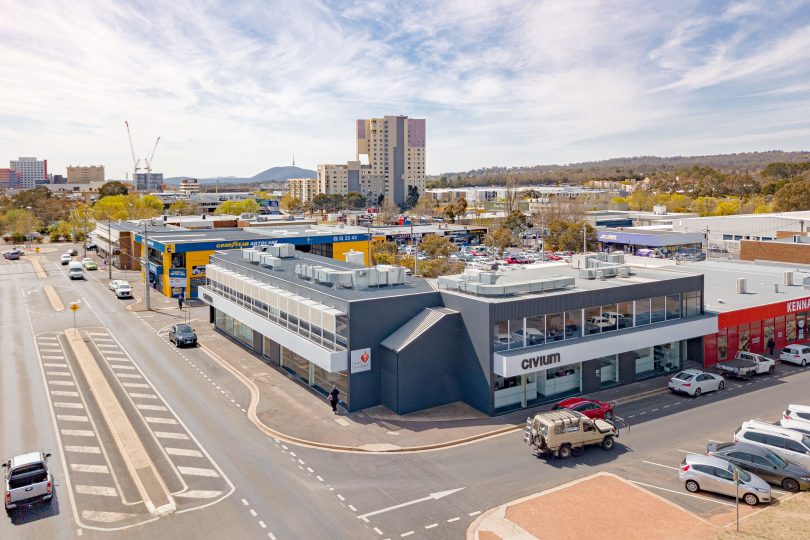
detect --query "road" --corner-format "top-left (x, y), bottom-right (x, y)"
top-left (3, 247), bottom-right (810, 539)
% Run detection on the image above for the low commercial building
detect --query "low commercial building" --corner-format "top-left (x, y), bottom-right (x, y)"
top-left (200, 250), bottom-right (714, 415)
top-left (671, 211), bottom-right (810, 252)
top-left (178, 178), bottom-right (200, 194)
top-left (371, 224), bottom-right (487, 246)
top-left (739, 234), bottom-right (810, 265)
top-left (135, 225), bottom-right (372, 299)
top-left (597, 229), bottom-right (704, 256)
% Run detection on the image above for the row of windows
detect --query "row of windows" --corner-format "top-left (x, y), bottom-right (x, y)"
top-left (494, 291), bottom-right (702, 351)
top-left (206, 278), bottom-right (348, 352)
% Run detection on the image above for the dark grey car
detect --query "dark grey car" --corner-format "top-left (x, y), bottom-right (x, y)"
top-left (707, 441), bottom-right (810, 492)
top-left (169, 324), bottom-right (197, 348)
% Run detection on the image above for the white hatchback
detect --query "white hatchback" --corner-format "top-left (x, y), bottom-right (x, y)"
top-left (780, 344), bottom-right (810, 367)
top-left (668, 369), bottom-right (725, 397)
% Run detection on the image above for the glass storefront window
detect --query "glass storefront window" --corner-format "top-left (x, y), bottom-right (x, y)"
top-left (617, 302), bottom-right (633, 329)
top-left (526, 315), bottom-right (546, 346)
top-left (651, 296), bottom-right (666, 323)
top-left (666, 294), bottom-right (681, 320)
top-left (798, 312), bottom-right (808, 341)
top-left (508, 318), bottom-right (523, 349)
top-left (634, 346), bottom-right (654, 375)
top-left (635, 298), bottom-right (651, 326)
top-left (764, 321), bottom-right (775, 352)
top-left (683, 291), bottom-right (701, 317)
top-left (313, 365), bottom-right (349, 405)
top-left (493, 321), bottom-right (510, 351)
top-left (601, 304), bottom-right (618, 333)
top-left (584, 306), bottom-right (602, 335)
top-left (565, 309), bottom-right (582, 340)
top-left (545, 313), bottom-right (565, 343)
top-left (541, 364), bottom-right (581, 397)
top-left (787, 317), bottom-right (797, 342)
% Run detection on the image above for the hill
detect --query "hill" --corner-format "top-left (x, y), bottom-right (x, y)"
top-left (250, 166), bottom-right (315, 182)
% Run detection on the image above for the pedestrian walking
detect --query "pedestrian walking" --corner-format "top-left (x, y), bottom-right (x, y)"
top-left (328, 385), bottom-right (340, 414)
top-left (767, 337), bottom-right (775, 356)
top-left (178, 294), bottom-right (184, 310)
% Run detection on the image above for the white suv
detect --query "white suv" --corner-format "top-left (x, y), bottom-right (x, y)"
top-left (780, 344), bottom-right (810, 366)
top-left (781, 404), bottom-right (810, 436)
top-left (734, 420), bottom-right (810, 468)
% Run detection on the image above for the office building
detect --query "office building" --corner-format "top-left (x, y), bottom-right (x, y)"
top-left (67, 165), bottom-right (105, 183)
top-left (356, 115), bottom-right (426, 206)
top-left (178, 178), bottom-right (200, 194)
top-left (134, 172), bottom-right (164, 192)
top-left (287, 177), bottom-right (318, 204)
top-left (0, 168), bottom-right (22, 190)
top-left (50, 174), bottom-right (67, 184)
top-left (316, 161), bottom-right (373, 199)
top-left (10, 157), bottom-right (47, 189)
top-left (200, 251), bottom-right (713, 415)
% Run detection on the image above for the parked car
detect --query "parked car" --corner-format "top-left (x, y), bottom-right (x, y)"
top-left (85, 243), bottom-right (98, 251)
top-left (3, 451), bottom-right (54, 515)
top-left (67, 261), bottom-right (85, 280)
top-left (109, 279), bottom-right (127, 291)
top-left (679, 453), bottom-right (771, 505)
top-left (779, 417), bottom-right (810, 437)
top-left (706, 441), bottom-right (810, 492)
top-left (717, 351), bottom-right (775, 379)
top-left (81, 257), bottom-right (97, 270)
top-left (2, 251), bottom-right (20, 260)
top-left (169, 324), bottom-right (197, 347)
top-left (552, 397), bottom-right (615, 420)
top-left (780, 344), bottom-right (810, 366)
top-left (783, 404), bottom-right (810, 425)
top-left (60, 253), bottom-right (72, 265)
top-left (734, 420), bottom-right (810, 468)
top-left (668, 369), bottom-right (725, 397)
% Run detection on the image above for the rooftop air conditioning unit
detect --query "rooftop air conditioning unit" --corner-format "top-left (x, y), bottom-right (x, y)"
top-left (737, 277), bottom-right (747, 294)
top-left (249, 250), bottom-right (263, 263)
top-left (277, 244), bottom-right (295, 258)
top-left (242, 249), bottom-right (257, 261)
top-left (260, 254), bottom-right (281, 268)
top-left (785, 271), bottom-right (794, 286)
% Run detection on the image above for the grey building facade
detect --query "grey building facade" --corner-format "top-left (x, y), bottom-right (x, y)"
top-left (201, 249), bottom-right (717, 416)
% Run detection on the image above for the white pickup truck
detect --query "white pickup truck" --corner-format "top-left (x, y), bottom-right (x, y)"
top-left (717, 351), bottom-right (775, 380)
top-left (3, 452), bottom-right (53, 515)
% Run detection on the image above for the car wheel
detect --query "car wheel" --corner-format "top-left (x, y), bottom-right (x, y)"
top-left (718, 381), bottom-right (725, 390)
top-left (782, 478), bottom-right (800, 492)
top-left (694, 387), bottom-right (702, 397)
top-left (558, 444), bottom-right (572, 459)
top-left (802, 359), bottom-right (807, 367)
top-left (743, 493), bottom-right (759, 506)
top-left (685, 480), bottom-right (700, 493)
top-left (602, 436), bottom-right (615, 450)
top-left (768, 365), bottom-right (775, 374)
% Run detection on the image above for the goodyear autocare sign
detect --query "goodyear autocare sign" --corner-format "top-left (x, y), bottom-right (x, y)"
top-left (350, 348), bottom-right (371, 374)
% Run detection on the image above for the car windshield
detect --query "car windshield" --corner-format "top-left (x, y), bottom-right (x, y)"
top-left (176, 325), bottom-right (193, 333)
top-left (674, 372), bottom-right (694, 381)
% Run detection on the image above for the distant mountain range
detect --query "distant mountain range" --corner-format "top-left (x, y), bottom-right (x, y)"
top-left (165, 166), bottom-right (316, 185)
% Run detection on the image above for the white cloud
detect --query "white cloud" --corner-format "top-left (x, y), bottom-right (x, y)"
top-left (0, 0), bottom-right (808, 178)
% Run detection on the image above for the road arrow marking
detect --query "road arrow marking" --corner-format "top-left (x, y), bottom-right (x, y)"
top-left (357, 488), bottom-right (464, 520)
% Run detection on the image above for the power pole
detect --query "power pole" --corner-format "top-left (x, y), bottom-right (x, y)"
top-left (144, 221), bottom-right (151, 310)
top-left (107, 218), bottom-right (112, 281)
top-left (583, 223), bottom-right (587, 254)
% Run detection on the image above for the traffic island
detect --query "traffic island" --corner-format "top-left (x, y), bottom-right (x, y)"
top-left (43, 284), bottom-right (64, 311)
top-left (467, 472), bottom-right (716, 540)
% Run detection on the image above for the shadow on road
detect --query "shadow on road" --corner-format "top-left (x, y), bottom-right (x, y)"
top-left (6, 490), bottom-right (61, 525)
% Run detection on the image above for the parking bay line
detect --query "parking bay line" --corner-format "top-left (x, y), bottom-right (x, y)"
top-left (641, 460), bottom-right (679, 471)
top-left (630, 480), bottom-right (735, 507)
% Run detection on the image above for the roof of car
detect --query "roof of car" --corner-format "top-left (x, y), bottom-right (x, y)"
top-left (678, 368), bottom-right (705, 375)
top-left (684, 453), bottom-right (732, 468)
top-left (788, 404), bottom-right (810, 414)
top-left (714, 441), bottom-right (774, 457)
top-left (10, 451), bottom-right (44, 468)
top-left (785, 344), bottom-right (810, 350)
top-left (741, 419), bottom-right (806, 439)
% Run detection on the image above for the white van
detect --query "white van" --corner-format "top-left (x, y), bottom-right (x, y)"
top-left (734, 419), bottom-right (810, 468)
top-left (67, 261), bottom-right (85, 280)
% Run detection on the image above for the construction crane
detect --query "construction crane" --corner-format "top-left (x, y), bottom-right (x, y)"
top-left (144, 136), bottom-right (161, 173)
top-left (124, 120), bottom-right (141, 180)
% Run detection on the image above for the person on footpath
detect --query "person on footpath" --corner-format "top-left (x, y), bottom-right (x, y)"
top-left (178, 294), bottom-right (184, 310)
top-left (328, 385), bottom-right (340, 414)
top-left (767, 337), bottom-right (775, 356)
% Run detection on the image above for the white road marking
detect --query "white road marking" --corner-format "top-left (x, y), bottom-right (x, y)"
top-left (46, 371), bottom-right (72, 377)
top-left (57, 415), bottom-right (89, 422)
top-left (51, 390), bottom-right (79, 397)
top-left (630, 480), bottom-right (735, 506)
top-left (241, 498), bottom-right (249, 506)
top-left (65, 446), bottom-right (101, 454)
top-left (373, 527), bottom-right (384, 535)
top-left (425, 523), bottom-right (438, 529)
top-left (71, 464), bottom-right (110, 474)
top-left (165, 447), bottom-right (203, 457)
top-left (87, 332), bottom-right (108, 337)
top-left (289, 452), bottom-right (296, 457)
top-left (259, 521), bottom-right (266, 529)
top-left (111, 365), bottom-right (136, 371)
top-left (306, 467), bottom-right (314, 473)
top-left (447, 517), bottom-right (460, 522)
top-left (135, 403), bottom-right (169, 411)
top-left (348, 504), bottom-right (357, 511)
top-left (54, 402), bottom-right (84, 409)
top-left (401, 532), bottom-right (414, 537)
top-left (75, 485), bottom-right (117, 497)
top-left (357, 488), bottom-right (465, 520)
top-left (249, 509), bottom-right (258, 517)
top-left (50, 380), bottom-right (75, 386)
top-left (316, 476), bottom-right (324, 482)
top-left (117, 373), bottom-right (143, 379)
top-left (44, 363), bottom-right (68, 367)
top-left (337, 494), bottom-right (345, 501)
top-left (61, 429), bottom-right (95, 437)
top-left (145, 416), bottom-right (178, 425)
top-left (268, 533), bottom-right (276, 540)
top-left (641, 460), bottom-right (679, 470)
top-left (297, 459), bottom-right (305, 465)
top-left (175, 490), bottom-right (223, 499)
top-left (177, 466), bottom-right (220, 477)
top-left (42, 355), bottom-right (66, 360)
top-left (122, 382), bottom-right (150, 388)
top-left (469, 511), bottom-right (481, 516)
top-left (154, 431), bottom-right (190, 440)
top-left (129, 392), bottom-right (158, 399)
top-left (93, 337), bottom-right (115, 342)
top-left (81, 510), bottom-right (135, 523)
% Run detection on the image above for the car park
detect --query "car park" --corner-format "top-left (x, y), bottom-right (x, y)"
top-left (169, 324), bottom-right (197, 347)
top-left (512, 327), bottom-right (545, 345)
top-left (679, 453), bottom-right (771, 505)
top-left (706, 441), bottom-right (810, 492)
top-left (60, 253), bottom-right (72, 265)
top-left (552, 397), bottom-right (615, 420)
top-left (668, 369), bottom-right (725, 397)
top-left (81, 257), bottom-right (97, 270)
top-left (779, 344), bottom-right (810, 366)
top-left (734, 420), bottom-right (810, 468)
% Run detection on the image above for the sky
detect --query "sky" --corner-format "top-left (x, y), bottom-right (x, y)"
top-left (1, 0), bottom-right (810, 179)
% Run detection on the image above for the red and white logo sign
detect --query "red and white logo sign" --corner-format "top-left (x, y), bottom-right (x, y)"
top-left (351, 348), bottom-right (372, 373)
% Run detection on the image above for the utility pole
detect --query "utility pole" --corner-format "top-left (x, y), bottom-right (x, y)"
top-left (107, 217), bottom-right (112, 281)
top-left (144, 220), bottom-right (151, 310)
top-left (582, 223), bottom-right (587, 254)
top-left (540, 216), bottom-right (545, 262)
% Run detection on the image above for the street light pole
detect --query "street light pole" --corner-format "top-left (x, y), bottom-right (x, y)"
top-left (107, 218), bottom-right (112, 281)
top-left (144, 220), bottom-right (151, 311)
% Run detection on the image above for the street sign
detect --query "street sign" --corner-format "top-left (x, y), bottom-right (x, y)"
top-left (70, 303), bottom-right (80, 312)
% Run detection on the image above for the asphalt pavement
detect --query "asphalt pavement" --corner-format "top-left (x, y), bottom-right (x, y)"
top-left (3, 245), bottom-right (810, 540)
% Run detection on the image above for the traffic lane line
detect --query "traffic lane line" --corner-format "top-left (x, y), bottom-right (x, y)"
top-left (629, 480), bottom-right (736, 507)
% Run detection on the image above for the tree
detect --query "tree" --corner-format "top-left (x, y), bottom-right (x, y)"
top-left (377, 197), bottom-right (399, 224)
top-left (502, 210), bottom-right (528, 233)
top-left (420, 235), bottom-right (456, 258)
top-left (404, 186), bottom-right (420, 210)
top-left (713, 199), bottom-right (740, 216)
top-left (774, 181), bottom-right (810, 212)
top-left (555, 221), bottom-right (598, 253)
top-left (483, 227), bottom-right (514, 254)
top-left (627, 189), bottom-right (656, 211)
top-left (168, 200), bottom-right (200, 215)
top-left (371, 241), bottom-right (398, 265)
top-left (279, 194), bottom-right (296, 211)
top-left (443, 197), bottom-right (467, 223)
top-left (311, 194), bottom-right (330, 217)
top-left (417, 258), bottom-right (465, 278)
top-left (345, 192), bottom-right (366, 210)
top-left (413, 194), bottom-right (437, 218)
top-left (504, 177), bottom-right (521, 214)
top-left (99, 181), bottom-right (129, 198)
top-left (214, 199), bottom-right (261, 216)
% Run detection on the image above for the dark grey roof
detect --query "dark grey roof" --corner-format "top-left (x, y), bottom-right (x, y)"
top-left (210, 249), bottom-right (437, 304)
